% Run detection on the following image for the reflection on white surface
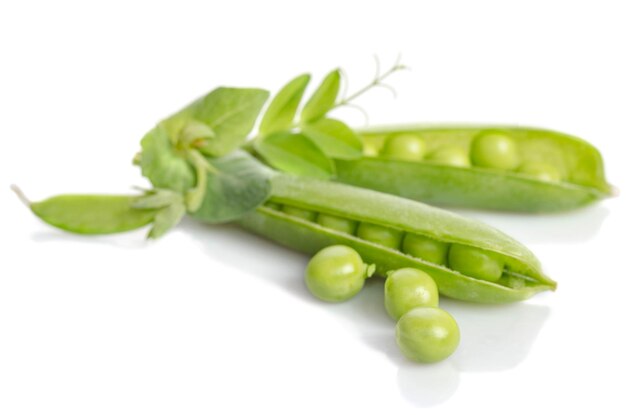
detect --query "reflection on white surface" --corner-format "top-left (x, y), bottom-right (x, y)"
top-left (396, 362), bottom-right (460, 407)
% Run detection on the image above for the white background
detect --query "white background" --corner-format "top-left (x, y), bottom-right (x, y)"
top-left (1, 1), bottom-right (625, 413)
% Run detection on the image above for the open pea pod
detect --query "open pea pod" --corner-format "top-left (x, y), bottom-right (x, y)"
top-left (238, 174), bottom-right (556, 304)
top-left (333, 125), bottom-right (614, 212)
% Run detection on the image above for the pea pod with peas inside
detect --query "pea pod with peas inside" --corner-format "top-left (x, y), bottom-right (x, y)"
top-left (333, 125), bottom-right (614, 212)
top-left (238, 173), bottom-right (557, 303)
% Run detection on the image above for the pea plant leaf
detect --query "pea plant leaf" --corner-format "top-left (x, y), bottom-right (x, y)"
top-left (191, 151), bottom-right (273, 223)
top-left (140, 124), bottom-right (195, 193)
top-left (254, 131), bottom-right (335, 179)
top-left (259, 74), bottom-right (311, 136)
top-left (301, 117), bottom-right (363, 159)
top-left (300, 69), bottom-right (341, 124)
top-left (132, 188), bottom-right (187, 239)
top-left (148, 201), bottom-right (187, 239)
top-left (163, 87), bottom-right (269, 157)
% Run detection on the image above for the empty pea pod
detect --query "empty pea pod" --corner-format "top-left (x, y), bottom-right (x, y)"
top-left (12, 187), bottom-right (158, 234)
top-left (238, 174), bottom-right (557, 304)
top-left (333, 125), bottom-right (614, 212)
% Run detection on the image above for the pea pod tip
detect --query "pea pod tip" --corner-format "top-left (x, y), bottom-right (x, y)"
top-left (10, 184), bottom-right (31, 207)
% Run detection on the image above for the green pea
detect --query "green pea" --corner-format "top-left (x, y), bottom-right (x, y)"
top-left (396, 307), bottom-right (460, 363)
top-left (470, 132), bottom-right (520, 170)
top-left (380, 134), bottom-right (427, 161)
top-left (363, 140), bottom-right (380, 157)
top-left (426, 145), bottom-right (471, 168)
top-left (402, 233), bottom-right (449, 265)
top-left (448, 244), bottom-right (504, 282)
top-left (357, 222), bottom-right (403, 249)
top-left (265, 201), bottom-right (282, 210)
top-left (281, 205), bottom-right (317, 221)
top-left (385, 268), bottom-right (439, 321)
top-left (517, 161), bottom-right (562, 182)
top-left (305, 245), bottom-right (375, 302)
top-left (317, 213), bottom-right (358, 234)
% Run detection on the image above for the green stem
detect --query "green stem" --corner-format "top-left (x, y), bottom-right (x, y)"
top-left (334, 62), bottom-right (407, 108)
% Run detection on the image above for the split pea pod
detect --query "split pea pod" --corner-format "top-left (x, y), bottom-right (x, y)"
top-left (333, 125), bottom-right (614, 212)
top-left (238, 174), bottom-right (556, 304)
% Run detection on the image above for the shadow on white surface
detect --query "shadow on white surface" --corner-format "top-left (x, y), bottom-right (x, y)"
top-left (30, 229), bottom-right (151, 249)
top-left (449, 204), bottom-right (610, 244)
top-left (181, 219), bottom-right (552, 407)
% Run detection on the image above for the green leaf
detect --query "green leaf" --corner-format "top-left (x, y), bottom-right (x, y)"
top-left (302, 118), bottom-right (363, 159)
top-left (173, 87), bottom-right (269, 156)
top-left (132, 188), bottom-right (184, 210)
top-left (191, 151), bottom-right (273, 223)
top-left (300, 69), bottom-right (341, 123)
top-left (259, 74), bottom-right (311, 135)
top-left (255, 131), bottom-right (335, 179)
top-left (148, 201), bottom-right (186, 239)
top-left (140, 125), bottom-right (195, 193)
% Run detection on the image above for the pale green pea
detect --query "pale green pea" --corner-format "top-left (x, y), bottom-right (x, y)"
top-left (380, 134), bottom-right (427, 161)
top-left (317, 213), bottom-right (358, 234)
top-left (426, 145), bottom-right (471, 167)
top-left (281, 205), bottom-right (318, 221)
top-left (448, 244), bottom-right (504, 282)
top-left (396, 307), bottom-right (460, 363)
top-left (471, 132), bottom-right (520, 170)
top-left (357, 222), bottom-right (403, 249)
top-left (517, 161), bottom-right (562, 182)
top-left (402, 233), bottom-right (449, 265)
top-left (385, 268), bottom-right (439, 321)
top-left (305, 245), bottom-right (375, 302)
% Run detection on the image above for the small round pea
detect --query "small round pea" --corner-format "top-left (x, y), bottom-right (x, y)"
top-left (357, 222), bottom-right (403, 249)
top-left (305, 245), bottom-right (375, 302)
top-left (517, 161), bottom-right (562, 182)
top-left (380, 134), bottom-right (427, 161)
top-left (317, 213), bottom-right (358, 234)
top-left (426, 145), bottom-right (471, 168)
top-left (402, 233), bottom-right (449, 265)
top-left (447, 244), bottom-right (504, 282)
top-left (281, 205), bottom-right (318, 221)
top-left (396, 307), bottom-right (460, 363)
top-left (385, 268), bottom-right (439, 321)
top-left (470, 132), bottom-right (520, 170)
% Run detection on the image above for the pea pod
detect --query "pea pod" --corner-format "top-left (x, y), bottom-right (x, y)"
top-left (18, 192), bottom-right (157, 234)
top-left (238, 174), bottom-right (556, 304)
top-left (334, 125), bottom-right (614, 212)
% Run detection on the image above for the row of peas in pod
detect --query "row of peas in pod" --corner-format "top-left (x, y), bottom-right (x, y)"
top-left (306, 245), bottom-right (460, 363)
top-left (372, 130), bottom-right (562, 182)
top-left (266, 202), bottom-right (509, 285)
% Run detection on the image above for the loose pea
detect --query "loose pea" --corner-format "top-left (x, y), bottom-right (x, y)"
top-left (385, 268), bottom-right (439, 321)
top-left (305, 245), bottom-right (375, 302)
top-left (317, 213), bottom-right (358, 234)
top-left (470, 132), bottom-right (520, 170)
top-left (380, 134), bottom-right (427, 161)
top-left (517, 161), bottom-right (562, 182)
top-left (357, 222), bottom-right (403, 249)
top-left (448, 244), bottom-right (504, 282)
top-left (402, 233), bottom-right (449, 265)
top-left (426, 145), bottom-right (471, 168)
top-left (396, 307), bottom-right (460, 363)
top-left (281, 205), bottom-right (318, 221)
